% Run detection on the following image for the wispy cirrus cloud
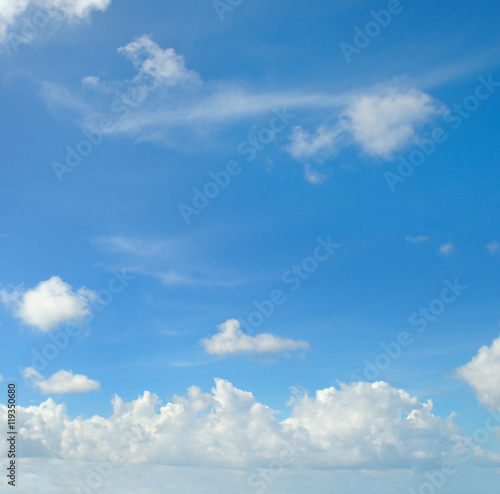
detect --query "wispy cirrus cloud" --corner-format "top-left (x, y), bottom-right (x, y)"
top-left (37, 36), bottom-right (500, 192)
top-left (41, 35), bottom-right (444, 159)
top-left (94, 235), bottom-right (246, 288)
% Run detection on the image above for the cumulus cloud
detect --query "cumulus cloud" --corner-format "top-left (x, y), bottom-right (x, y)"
top-left (0, 0), bottom-right (111, 43)
top-left (0, 276), bottom-right (96, 332)
top-left (22, 367), bottom-right (100, 394)
top-left (405, 235), bottom-right (430, 244)
top-left (118, 35), bottom-right (199, 87)
top-left (286, 87), bottom-right (443, 166)
top-left (0, 379), bottom-right (468, 470)
top-left (343, 88), bottom-right (442, 158)
top-left (457, 335), bottom-right (500, 411)
top-left (82, 35), bottom-right (199, 101)
top-left (437, 242), bottom-right (456, 257)
top-left (486, 241), bottom-right (500, 255)
top-left (201, 319), bottom-right (309, 356)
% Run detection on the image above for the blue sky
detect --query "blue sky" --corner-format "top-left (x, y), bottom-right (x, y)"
top-left (1, 0), bottom-right (500, 493)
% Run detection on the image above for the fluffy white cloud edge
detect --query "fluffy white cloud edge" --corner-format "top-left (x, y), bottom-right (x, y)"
top-left (457, 334), bottom-right (500, 411)
top-left (0, 0), bottom-right (111, 42)
top-left (22, 367), bottom-right (100, 394)
top-left (0, 276), bottom-right (97, 332)
top-left (437, 242), bottom-right (456, 257)
top-left (286, 88), bottom-right (444, 162)
top-left (0, 378), bottom-right (471, 471)
top-left (201, 319), bottom-right (309, 355)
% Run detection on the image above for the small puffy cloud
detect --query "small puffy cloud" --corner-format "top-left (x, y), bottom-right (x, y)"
top-left (22, 368), bottom-right (100, 394)
top-left (486, 241), bottom-right (500, 255)
top-left (79, 36), bottom-right (201, 142)
top-left (201, 319), bottom-right (309, 356)
top-left (84, 35), bottom-right (199, 98)
top-left (405, 235), bottom-right (430, 244)
top-left (456, 335), bottom-right (500, 411)
top-left (0, 375), bottom-right (3, 382)
top-left (0, 276), bottom-right (96, 332)
top-left (81, 75), bottom-right (103, 89)
top-left (117, 35), bottom-right (199, 87)
top-left (437, 242), bottom-right (456, 257)
top-left (303, 164), bottom-right (331, 184)
top-left (344, 88), bottom-right (442, 158)
top-left (0, 0), bottom-right (111, 43)
top-left (287, 124), bottom-right (344, 161)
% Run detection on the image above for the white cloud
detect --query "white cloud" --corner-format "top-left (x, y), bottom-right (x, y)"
top-left (0, 378), bottom-right (470, 470)
top-left (0, 375), bottom-right (3, 382)
top-left (22, 367), bottom-right (100, 394)
top-left (41, 34), bottom-right (442, 163)
top-left (287, 124), bottom-right (344, 161)
top-left (0, 0), bottom-right (111, 42)
top-left (286, 87), bottom-right (443, 166)
top-left (486, 241), bottom-right (500, 255)
top-left (437, 242), bottom-right (456, 257)
top-left (303, 164), bottom-right (331, 184)
top-left (201, 319), bottom-right (309, 356)
top-left (118, 35), bottom-right (199, 88)
top-left (79, 36), bottom-right (199, 126)
top-left (0, 276), bottom-right (97, 332)
top-left (344, 88), bottom-right (442, 158)
top-left (405, 235), bottom-right (430, 244)
top-left (457, 335), bottom-right (500, 411)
